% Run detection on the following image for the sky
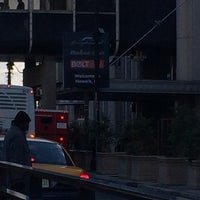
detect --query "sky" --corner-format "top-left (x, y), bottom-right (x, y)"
top-left (0, 62), bottom-right (24, 86)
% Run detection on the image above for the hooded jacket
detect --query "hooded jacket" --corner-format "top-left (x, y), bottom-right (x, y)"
top-left (2, 111), bottom-right (32, 193)
top-left (3, 125), bottom-right (31, 166)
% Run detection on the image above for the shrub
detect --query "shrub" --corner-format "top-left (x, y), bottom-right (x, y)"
top-left (120, 116), bottom-right (157, 155)
top-left (168, 106), bottom-right (200, 160)
top-left (69, 115), bottom-right (114, 152)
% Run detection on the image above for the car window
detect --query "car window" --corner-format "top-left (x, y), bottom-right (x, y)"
top-left (28, 141), bottom-right (72, 165)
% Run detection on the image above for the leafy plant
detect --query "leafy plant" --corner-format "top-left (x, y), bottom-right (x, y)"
top-left (168, 105), bottom-right (200, 159)
top-left (69, 115), bottom-right (114, 152)
top-left (120, 116), bottom-right (157, 155)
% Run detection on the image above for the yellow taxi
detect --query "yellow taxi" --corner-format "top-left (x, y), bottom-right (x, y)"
top-left (0, 135), bottom-right (95, 200)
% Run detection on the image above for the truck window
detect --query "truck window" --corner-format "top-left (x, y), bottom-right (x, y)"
top-left (41, 117), bottom-right (52, 124)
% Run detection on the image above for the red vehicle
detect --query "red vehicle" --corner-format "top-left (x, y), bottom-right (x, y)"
top-left (35, 109), bottom-right (69, 149)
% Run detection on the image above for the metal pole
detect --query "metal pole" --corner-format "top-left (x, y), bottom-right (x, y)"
top-left (28, 0), bottom-right (33, 54)
top-left (91, 32), bottom-right (100, 171)
top-left (114, 0), bottom-right (120, 56)
top-left (7, 62), bottom-right (14, 85)
top-left (72, 0), bottom-right (76, 32)
top-left (93, 0), bottom-right (100, 171)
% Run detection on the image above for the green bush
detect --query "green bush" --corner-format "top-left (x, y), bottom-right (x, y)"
top-left (168, 106), bottom-right (200, 160)
top-left (120, 116), bottom-right (157, 155)
top-left (69, 115), bottom-right (114, 152)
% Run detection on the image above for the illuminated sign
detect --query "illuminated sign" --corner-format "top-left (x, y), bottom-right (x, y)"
top-left (63, 32), bottom-right (109, 88)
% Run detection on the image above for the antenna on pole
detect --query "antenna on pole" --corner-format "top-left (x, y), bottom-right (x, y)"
top-left (6, 61), bottom-right (14, 85)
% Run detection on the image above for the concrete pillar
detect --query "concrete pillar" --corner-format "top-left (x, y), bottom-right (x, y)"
top-left (177, 0), bottom-right (200, 80)
top-left (23, 65), bottom-right (41, 86)
top-left (177, 0), bottom-right (200, 116)
top-left (176, 0), bottom-right (193, 80)
top-left (191, 0), bottom-right (200, 80)
top-left (40, 58), bottom-right (56, 109)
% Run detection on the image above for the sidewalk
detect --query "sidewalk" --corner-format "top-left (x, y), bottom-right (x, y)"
top-left (90, 172), bottom-right (200, 200)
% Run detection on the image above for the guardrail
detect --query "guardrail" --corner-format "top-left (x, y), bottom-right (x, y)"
top-left (0, 161), bottom-right (174, 200)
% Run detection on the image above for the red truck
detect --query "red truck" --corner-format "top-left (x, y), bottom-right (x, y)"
top-left (35, 109), bottom-right (69, 149)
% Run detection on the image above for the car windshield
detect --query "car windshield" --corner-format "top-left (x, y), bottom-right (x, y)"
top-left (28, 141), bottom-right (72, 165)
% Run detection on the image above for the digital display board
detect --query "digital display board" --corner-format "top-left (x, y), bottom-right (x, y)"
top-left (63, 32), bottom-right (109, 88)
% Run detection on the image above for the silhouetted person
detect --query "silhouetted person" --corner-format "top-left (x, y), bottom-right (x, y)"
top-left (2, 111), bottom-right (32, 195)
top-left (17, 0), bottom-right (25, 10)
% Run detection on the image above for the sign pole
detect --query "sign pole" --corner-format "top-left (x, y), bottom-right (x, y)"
top-left (93, 0), bottom-right (100, 171)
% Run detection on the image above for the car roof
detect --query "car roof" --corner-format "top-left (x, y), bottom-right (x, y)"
top-left (0, 134), bottom-right (57, 144)
top-left (27, 137), bottom-right (56, 143)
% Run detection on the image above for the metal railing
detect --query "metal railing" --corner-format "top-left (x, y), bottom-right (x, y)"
top-left (0, 161), bottom-right (174, 200)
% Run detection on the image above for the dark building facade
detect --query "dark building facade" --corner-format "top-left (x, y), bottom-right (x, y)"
top-left (0, 0), bottom-right (200, 154)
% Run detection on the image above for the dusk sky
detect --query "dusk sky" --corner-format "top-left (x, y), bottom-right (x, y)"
top-left (0, 62), bottom-right (24, 86)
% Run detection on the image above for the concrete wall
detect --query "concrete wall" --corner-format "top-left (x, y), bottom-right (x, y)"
top-left (23, 65), bottom-right (41, 86)
top-left (23, 57), bottom-right (56, 109)
top-left (71, 151), bottom-right (200, 188)
top-left (177, 0), bottom-right (200, 80)
top-left (158, 157), bottom-right (188, 185)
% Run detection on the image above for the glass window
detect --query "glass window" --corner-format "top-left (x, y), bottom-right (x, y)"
top-left (38, 0), bottom-right (72, 11)
top-left (40, 117), bottom-right (52, 124)
top-left (4, 0), bottom-right (73, 11)
top-left (76, 0), bottom-right (116, 12)
top-left (28, 141), bottom-right (72, 165)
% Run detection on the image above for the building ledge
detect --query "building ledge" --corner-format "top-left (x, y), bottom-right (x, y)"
top-left (57, 79), bottom-right (200, 101)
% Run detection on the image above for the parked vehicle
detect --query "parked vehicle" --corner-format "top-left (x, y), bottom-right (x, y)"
top-left (0, 135), bottom-right (95, 200)
top-left (35, 109), bottom-right (69, 149)
top-left (0, 84), bottom-right (35, 135)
